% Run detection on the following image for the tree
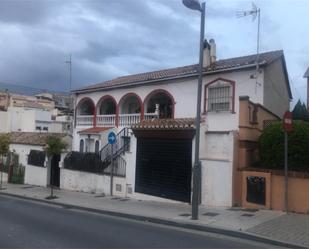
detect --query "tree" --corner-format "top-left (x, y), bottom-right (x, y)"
top-left (0, 134), bottom-right (10, 190)
top-left (259, 121), bottom-right (309, 170)
top-left (292, 100), bottom-right (309, 121)
top-left (44, 136), bottom-right (67, 199)
top-left (45, 136), bottom-right (67, 158)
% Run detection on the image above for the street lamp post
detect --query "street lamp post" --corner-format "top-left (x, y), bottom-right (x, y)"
top-left (182, 0), bottom-right (206, 220)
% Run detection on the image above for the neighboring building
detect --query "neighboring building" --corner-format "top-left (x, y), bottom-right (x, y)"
top-left (5, 132), bottom-right (72, 187)
top-left (71, 40), bottom-right (292, 206)
top-left (0, 91), bottom-right (73, 134)
top-left (304, 66), bottom-right (309, 110)
top-left (36, 92), bottom-right (74, 115)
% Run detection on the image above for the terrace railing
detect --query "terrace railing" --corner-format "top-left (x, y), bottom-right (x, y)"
top-left (76, 115), bottom-right (93, 126)
top-left (119, 114), bottom-right (141, 127)
top-left (97, 114), bottom-right (116, 127)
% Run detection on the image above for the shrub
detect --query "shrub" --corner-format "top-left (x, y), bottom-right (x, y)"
top-left (259, 121), bottom-right (309, 171)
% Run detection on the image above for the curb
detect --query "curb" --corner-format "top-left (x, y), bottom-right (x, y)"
top-left (1, 192), bottom-right (308, 249)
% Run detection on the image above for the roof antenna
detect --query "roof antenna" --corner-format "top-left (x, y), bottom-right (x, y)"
top-left (65, 54), bottom-right (72, 92)
top-left (237, 3), bottom-right (261, 92)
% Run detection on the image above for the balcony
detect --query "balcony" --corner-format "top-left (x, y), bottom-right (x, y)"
top-left (76, 115), bottom-right (93, 126)
top-left (76, 90), bottom-right (174, 128)
top-left (97, 114), bottom-right (116, 127)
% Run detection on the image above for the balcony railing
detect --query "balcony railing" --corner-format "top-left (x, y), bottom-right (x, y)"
top-left (97, 114), bottom-right (116, 127)
top-left (76, 115), bottom-right (93, 126)
top-left (76, 113), bottom-right (159, 127)
top-left (119, 113), bottom-right (141, 127)
top-left (144, 112), bottom-right (159, 120)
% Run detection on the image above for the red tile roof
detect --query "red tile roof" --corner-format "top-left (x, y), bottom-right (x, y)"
top-left (78, 127), bottom-right (112, 134)
top-left (73, 50), bottom-right (285, 93)
top-left (132, 118), bottom-right (198, 130)
top-left (1, 132), bottom-right (68, 146)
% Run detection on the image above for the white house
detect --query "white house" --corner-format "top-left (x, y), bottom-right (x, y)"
top-left (2, 132), bottom-right (71, 188)
top-left (70, 40), bottom-right (292, 206)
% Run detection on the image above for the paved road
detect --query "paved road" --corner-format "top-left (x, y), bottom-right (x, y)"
top-left (0, 195), bottom-right (275, 248)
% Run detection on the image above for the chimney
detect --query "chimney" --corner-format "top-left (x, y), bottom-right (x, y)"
top-left (209, 39), bottom-right (216, 63)
top-left (203, 40), bottom-right (211, 68)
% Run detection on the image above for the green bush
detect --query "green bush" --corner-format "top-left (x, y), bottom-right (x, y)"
top-left (259, 121), bottom-right (309, 171)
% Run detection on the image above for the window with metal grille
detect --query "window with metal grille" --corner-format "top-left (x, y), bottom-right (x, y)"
top-left (207, 86), bottom-right (231, 112)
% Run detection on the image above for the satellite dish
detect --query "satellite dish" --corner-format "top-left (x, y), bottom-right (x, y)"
top-left (182, 0), bottom-right (201, 11)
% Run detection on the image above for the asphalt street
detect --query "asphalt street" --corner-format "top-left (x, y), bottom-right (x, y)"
top-left (0, 195), bottom-right (277, 248)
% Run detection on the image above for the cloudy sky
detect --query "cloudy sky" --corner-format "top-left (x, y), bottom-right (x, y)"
top-left (0, 0), bottom-right (308, 104)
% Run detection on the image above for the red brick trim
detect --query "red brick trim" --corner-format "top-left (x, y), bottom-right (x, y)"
top-left (118, 92), bottom-right (144, 120)
top-left (143, 89), bottom-right (175, 118)
top-left (203, 77), bottom-right (236, 113)
top-left (76, 97), bottom-right (96, 126)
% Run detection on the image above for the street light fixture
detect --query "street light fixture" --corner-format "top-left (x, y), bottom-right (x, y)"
top-left (182, 0), bottom-right (206, 220)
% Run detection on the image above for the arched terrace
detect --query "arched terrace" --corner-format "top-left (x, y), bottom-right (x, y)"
top-left (76, 98), bottom-right (95, 126)
top-left (144, 89), bottom-right (175, 119)
top-left (118, 93), bottom-right (143, 126)
top-left (96, 95), bottom-right (117, 127)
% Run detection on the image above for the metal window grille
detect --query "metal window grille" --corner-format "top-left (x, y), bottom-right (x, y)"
top-left (207, 86), bottom-right (231, 112)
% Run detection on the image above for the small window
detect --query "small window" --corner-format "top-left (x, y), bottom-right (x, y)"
top-left (79, 140), bottom-right (84, 153)
top-left (207, 86), bottom-right (231, 112)
top-left (43, 127), bottom-right (48, 131)
top-left (36, 126), bottom-right (41, 131)
top-left (95, 140), bottom-right (100, 154)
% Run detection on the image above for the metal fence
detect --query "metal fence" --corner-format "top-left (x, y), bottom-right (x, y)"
top-left (27, 150), bottom-right (46, 167)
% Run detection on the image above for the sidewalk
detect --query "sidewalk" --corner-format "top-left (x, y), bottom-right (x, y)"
top-left (1, 183), bottom-right (308, 248)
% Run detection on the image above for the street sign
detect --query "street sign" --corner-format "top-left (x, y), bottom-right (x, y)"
top-left (283, 111), bottom-right (293, 132)
top-left (108, 132), bottom-right (116, 144)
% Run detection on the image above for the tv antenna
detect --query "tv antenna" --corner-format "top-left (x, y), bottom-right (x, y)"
top-left (65, 54), bottom-right (72, 92)
top-left (237, 3), bottom-right (261, 91)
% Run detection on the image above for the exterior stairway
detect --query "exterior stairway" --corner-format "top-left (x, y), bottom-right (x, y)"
top-left (99, 128), bottom-right (130, 176)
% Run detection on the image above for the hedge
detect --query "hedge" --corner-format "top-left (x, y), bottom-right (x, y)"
top-left (64, 151), bottom-right (108, 174)
top-left (259, 121), bottom-right (309, 171)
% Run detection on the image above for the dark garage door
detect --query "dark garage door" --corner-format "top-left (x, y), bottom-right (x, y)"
top-left (135, 138), bottom-right (192, 203)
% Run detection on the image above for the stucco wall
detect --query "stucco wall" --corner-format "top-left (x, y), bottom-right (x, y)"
top-left (10, 143), bottom-right (48, 187)
top-left (242, 170), bottom-right (309, 214)
top-left (24, 165), bottom-right (47, 187)
top-left (60, 168), bottom-right (126, 197)
top-left (200, 131), bottom-right (235, 206)
top-left (234, 98), bottom-right (280, 206)
top-left (0, 111), bottom-right (10, 132)
top-left (263, 60), bottom-right (291, 117)
top-left (75, 68), bottom-right (263, 133)
top-left (9, 107), bottom-right (36, 132)
top-left (0, 172), bottom-right (8, 183)
top-left (10, 143), bottom-right (43, 166)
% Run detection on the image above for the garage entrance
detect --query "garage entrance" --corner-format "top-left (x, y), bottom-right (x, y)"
top-left (134, 130), bottom-right (194, 203)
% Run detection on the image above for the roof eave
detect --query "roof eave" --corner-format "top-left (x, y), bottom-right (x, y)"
top-left (72, 63), bottom-right (266, 94)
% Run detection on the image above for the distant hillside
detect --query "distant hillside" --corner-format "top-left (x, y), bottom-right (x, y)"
top-left (0, 82), bottom-right (68, 96)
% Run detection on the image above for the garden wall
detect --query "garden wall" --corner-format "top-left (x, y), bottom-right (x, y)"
top-left (242, 169), bottom-right (309, 214)
top-left (60, 168), bottom-right (127, 197)
top-left (24, 165), bottom-right (47, 187)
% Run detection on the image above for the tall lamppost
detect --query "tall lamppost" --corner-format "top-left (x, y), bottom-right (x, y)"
top-left (182, 0), bottom-right (205, 220)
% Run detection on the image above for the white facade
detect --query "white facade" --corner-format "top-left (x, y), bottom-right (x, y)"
top-left (9, 143), bottom-right (48, 187)
top-left (0, 107), bottom-right (71, 134)
top-left (70, 55), bottom-right (290, 206)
